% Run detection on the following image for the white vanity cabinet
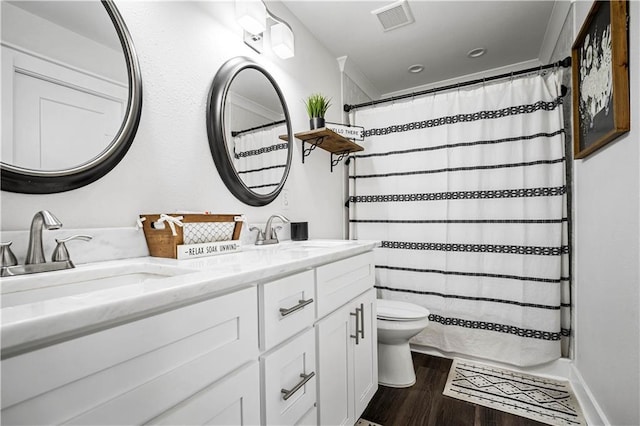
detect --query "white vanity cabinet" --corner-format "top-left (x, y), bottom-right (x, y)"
top-left (1, 287), bottom-right (259, 425)
top-left (315, 252), bottom-right (378, 426)
top-left (257, 252), bottom-right (377, 426)
top-left (1, 242), bottom-right (378, 426)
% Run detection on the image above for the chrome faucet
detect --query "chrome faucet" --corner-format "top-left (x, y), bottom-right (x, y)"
top-left (254, 214), bottom-right (289, 245)
top-left (26, 210), bottom-right (62, 264)
top-left (1, 211), bottom-right (90, 277)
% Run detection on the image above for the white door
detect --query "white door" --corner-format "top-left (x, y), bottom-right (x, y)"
top-left (316, 302), bottom-right (355, 426)
top-left (2, 46), bottom-right (126, 170)
top-left (13, 71), bottom-right (124, 170)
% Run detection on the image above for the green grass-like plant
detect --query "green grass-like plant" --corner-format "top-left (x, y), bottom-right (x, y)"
top-left (304, 93), bottom-right (332, 118)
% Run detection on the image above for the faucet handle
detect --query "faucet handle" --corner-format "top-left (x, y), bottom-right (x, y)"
top-left (52, 235), bottom-right (92, 264)
top-left (0, 241), bottom-right (18, 267)
top-left (272, 226), bottom-right (283, 241)
top-left (249, 226), bottom-right (265, 242)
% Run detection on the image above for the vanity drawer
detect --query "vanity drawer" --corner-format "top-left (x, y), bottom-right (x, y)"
top-left (1, 287), bottom-right (258, 425)
top-left (149, 361), bottom-right (260, 425)
top-left (261, 269), bottom-right (315, 350)
top-left (316, 251), bottom-right (375, 319)
top-left (261, 327), bottom-right (316, 426)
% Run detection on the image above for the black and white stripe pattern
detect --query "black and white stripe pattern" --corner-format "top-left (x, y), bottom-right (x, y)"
top-left (232, 125), bottom-right (288, 194)
top-left (350, 74), bottom-right (570, 366)
top-left (363, 99), bottom-right (562, 137)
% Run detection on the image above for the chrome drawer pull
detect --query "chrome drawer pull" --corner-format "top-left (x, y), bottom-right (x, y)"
top-left (359, 303), bottom-right (365, 340)
top-left (350, 307), bottom-right (361, 345)
top-left (281, 372), bottom-right (316, 401)
top-left (279, 298), bottom-right (314, 317)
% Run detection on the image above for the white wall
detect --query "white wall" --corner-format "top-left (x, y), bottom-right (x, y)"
top-left (0, 1), bottom-right (346, 241)
top-left (572, 2), bottom-right (640, 425)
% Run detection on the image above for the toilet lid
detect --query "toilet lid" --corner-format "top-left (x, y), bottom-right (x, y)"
top-left (377, 299), bottom-right (430, 321)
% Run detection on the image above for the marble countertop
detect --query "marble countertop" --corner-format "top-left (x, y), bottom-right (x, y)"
top-left (0, 240), bottom-right (378, 357)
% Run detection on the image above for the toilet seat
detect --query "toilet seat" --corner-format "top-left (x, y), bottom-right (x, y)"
top-left (377, 299), bottom-right (430, 321)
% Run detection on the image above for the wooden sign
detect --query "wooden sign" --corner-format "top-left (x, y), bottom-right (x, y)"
top-left (176, 240), bottom-right (241, 259)
top-left (325, 122), bottom-right (364, 141)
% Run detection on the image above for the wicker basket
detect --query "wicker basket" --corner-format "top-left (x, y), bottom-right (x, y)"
top-left (140, 213), bottom-right (243, 259)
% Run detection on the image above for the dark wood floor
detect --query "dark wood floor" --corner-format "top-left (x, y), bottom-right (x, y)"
top-left (361, 353), bottom-right (548, 426)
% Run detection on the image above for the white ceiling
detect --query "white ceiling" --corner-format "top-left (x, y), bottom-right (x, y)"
top-left (280, 0), bottom-right (558, 96)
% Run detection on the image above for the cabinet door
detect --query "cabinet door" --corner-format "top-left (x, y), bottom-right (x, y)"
top-left (149, 362), bottom-right (260, 425)
top-left (316, 303), bottom-right (355, 426)
top-left (352, 289), bottom-right (378, 419)
top-left (295, 406), bottom-right (317, 425)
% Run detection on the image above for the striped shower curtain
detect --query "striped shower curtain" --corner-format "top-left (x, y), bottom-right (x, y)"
top-left (233, 124), bottom-right (288, 193)
top-left (349, 73), bottom-right (570, 367)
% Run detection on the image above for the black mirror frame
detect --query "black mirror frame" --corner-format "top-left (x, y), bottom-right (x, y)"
top-left (207, 57), bottom-right (292, 207)
top-left (0, 0), bottom-right (143, 194)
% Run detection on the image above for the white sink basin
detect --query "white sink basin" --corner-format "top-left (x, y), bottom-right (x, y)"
top-left (286, 240), bottom-right (360, 249)
top-left (1, 262), bottom-right (196, 308)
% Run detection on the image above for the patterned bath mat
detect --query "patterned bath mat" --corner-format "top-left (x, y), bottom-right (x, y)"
top-left (443, 359), bottom-right (586, 426)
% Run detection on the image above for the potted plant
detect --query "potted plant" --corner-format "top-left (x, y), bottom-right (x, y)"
top-left (304, 93), bottom-right (331, 130)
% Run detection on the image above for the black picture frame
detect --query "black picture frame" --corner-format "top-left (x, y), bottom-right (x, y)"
top-left (572, 0), bottom-right (630, 159)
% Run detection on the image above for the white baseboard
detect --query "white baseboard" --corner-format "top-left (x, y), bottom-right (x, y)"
top-left (410, 344), bottom-right (607, 425)
top-left (568, 363), bottom-right (611, 426)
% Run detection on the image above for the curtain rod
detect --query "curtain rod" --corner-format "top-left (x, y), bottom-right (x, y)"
top-left (231, 119), bottom-right (286, 137)
top-left (343, 56), bottom-right (572, 113)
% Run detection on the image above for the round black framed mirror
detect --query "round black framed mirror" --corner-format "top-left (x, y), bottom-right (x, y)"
top-left (0, 0), bottom-right (142, 194)
top-left (207, 57), bottom-right (292, 207)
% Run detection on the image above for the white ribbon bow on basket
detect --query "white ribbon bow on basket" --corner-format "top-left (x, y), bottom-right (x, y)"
top-left (155, 214), bottom-right (184, 236)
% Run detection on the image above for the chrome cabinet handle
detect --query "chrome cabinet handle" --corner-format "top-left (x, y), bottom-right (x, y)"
top-left (281, 372), bottom-right (315, 401)
top-left (358, 303), bottom-right (365, 340)
top-left (350, 307), bottom-right (361, 345)
top-left (279, 298), bottom-right (314, 317)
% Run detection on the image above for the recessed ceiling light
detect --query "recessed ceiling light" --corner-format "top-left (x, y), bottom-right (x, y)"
top-left (408, 64), bottom-right (424, 73)
top-left (467, 47), bottom-right (486, 58)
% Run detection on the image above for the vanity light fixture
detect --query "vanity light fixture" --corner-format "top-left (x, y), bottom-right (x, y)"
top-left (235, 0), bottom-right (267, 35)
top-left (236, 0), bottom-right (295, 59)
top-left (270, 20), bottom-right (294, 59)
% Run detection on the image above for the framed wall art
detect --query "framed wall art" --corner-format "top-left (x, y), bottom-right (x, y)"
top-left (572, 0), bottom-right (630, 159)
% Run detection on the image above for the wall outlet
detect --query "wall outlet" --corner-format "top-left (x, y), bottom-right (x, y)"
top-left (281, 189), bottom-right (290, 210)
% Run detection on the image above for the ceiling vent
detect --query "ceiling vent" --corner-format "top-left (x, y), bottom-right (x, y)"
top-left (371, 0), bottom-right (415, 32)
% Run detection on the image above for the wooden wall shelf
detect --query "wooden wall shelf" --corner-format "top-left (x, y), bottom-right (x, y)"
top-left (279, 128), bottom-right (364, 172)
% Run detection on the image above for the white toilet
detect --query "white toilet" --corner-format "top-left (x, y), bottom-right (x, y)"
top-left (376, 299), bottom-right (430, 388)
